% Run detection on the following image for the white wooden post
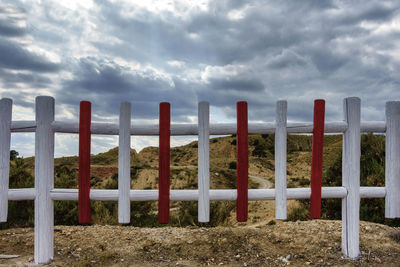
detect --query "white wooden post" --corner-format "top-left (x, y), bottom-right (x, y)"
top-left (385, 101), bottom-right (400, 218)
top-left (341, 97), bottom-right (360, 259)
top-left (118, 102), bottom-right (131, 223)
top-left (275, 100), bottom-right (287, 220)
top-left (34, 96), bottom-right (55, 264)
top-left (0, 98), bottom-right (12, 222)
top-left (198, 102), bottom-right (210, 222)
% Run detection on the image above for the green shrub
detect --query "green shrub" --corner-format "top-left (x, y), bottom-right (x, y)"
top-left (251, 136), bottom-right (270, 157)
top-left (287, 202), bottom-right (310, 221)
top-left (90, 176), bottom-right (101, 187)
top-left (287, 181), bottom-right (296, 188)
top-left (228, 161), bottom-right (237, 169)
top-left (298, 177), bottom-right (309, 186)
top-left (261, 134), bottom-right (275, 154)
top-left (171, 201), bottom-right (235, 227)
top-left (54, 201), bottom-right (78, 225)
top-left (10, 150), bottom-right (19, 160)
top-left (129, 202), bottom-right (158, 227)
top-left (131, 165), bottom-right (144, 179)
top-left (92, 201), bottom-right (117, 225)
top-left (105, 173), bottom-right (118, 189)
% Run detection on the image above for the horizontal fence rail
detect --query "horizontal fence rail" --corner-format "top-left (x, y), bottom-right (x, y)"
top-left (1, 96), bottom-right (399, 264)
top-left (10, 120), bottom-right (387, 134)
top-left (7, 186), bottom-right (388, 201)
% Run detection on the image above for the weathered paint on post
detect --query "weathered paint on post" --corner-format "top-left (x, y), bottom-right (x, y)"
top-left (0, 98), bottom-right (12, 222)
top-left (341, 97), bottom-right (360, 259)
top-left (385, 101), bottom-right (400, 218)
top-left (158, 102), bottom-right (170, 224)
top-left (236, 101), bottom-right (248, 222)
top-left (198, 102), bottom-right (210, 222)
top-left (310, 99), bottom-right (325, 219)
top-left (118, 102), bottom-right (131, 223)
top-left (78, 101), bottom-right (91, 224)
top-left (275, 100), bottom-right (287, 220)
top-left (34, 96), bottom-right (55, 264)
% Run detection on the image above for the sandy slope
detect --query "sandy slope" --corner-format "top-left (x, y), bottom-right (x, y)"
top-left (1, 220), bottom-right (399, 266)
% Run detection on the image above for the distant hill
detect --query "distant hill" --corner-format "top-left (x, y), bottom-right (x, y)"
top-left (46, 134), bottom-right (343, 191)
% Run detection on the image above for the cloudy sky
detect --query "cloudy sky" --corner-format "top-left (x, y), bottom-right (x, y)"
top-left (1, 0), bottom-right (400, 157)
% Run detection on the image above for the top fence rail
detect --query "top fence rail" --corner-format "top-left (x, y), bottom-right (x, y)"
top-left (10, 120), bottom-right (386, 134)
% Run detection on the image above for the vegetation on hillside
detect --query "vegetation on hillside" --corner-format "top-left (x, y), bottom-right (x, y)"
top-left (288, 134), bottom-right (400, 227)
top-left (1, 133), bottom-right (398, 229)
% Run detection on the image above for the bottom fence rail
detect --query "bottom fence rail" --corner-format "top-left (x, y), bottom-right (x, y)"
top-left (7, 186), bottom-right (386, 201)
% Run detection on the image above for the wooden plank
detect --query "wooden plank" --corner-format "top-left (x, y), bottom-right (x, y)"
top-left (46, 186), bottom-right (358, 201)
top-left (78, 101), bottom-right (91, 224)
top-left (8, 188), bottom-right (36, 200)
top-left (50, 121), bottom-right (354, 135)
top-left (34, 96), bottom-right (55, 264)
top-left (341, 97), bottom-right (360, 259)
top-left (275, 100), bottom-right (287, 220)
top-left (9, 186), bottom-right (385, 201)
top-left (49, 120), bottom-right (390, 135)
top-left (7, 186), bottom-right (386, 201)
top-left (118, 102), bottom-right (131, 224)
top-left (360, 121), bottom-right (386, 133)
top-left (0, 98), bottom-right (12, 222)
top-left (310, 99), bottom-right (325, 219)
top-left (236, 101), bottom-right (248, 222)
top-left (10, 120), bottom-right (36, 132)
top-left (360, 187), bottom-right (386, 198)
top-left (385, 101), bottom-right (400, 218)
top-left (198, 102), bottom-right (210, 222)
top-left (158, 102), bottom-right (170, 224)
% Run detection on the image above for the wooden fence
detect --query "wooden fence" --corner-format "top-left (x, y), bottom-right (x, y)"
top-left (0, 96), bottom-right (399, 264)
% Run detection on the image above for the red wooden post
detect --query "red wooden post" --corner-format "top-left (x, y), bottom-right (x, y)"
top-left (158, 102), bottom-right (170, 224)
top-left (79, 101), bottom-right (91, 224)
top-left (236, 101), bottom-right (248, 222)
top-left (310, 99), bottom-right (325, 219)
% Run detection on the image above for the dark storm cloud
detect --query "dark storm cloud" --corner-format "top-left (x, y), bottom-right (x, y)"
top-left (267, 50), bottom-right (308, 70)
top-left (0, 19), bottom-right (26, 37)
top-left (0, 6), bottom-right (27, 37)
top-left (333, 3), bottom-right (397, 26)
top-left (60, 57), bottom-right (197, 122)
top-left (209, 78), bottom-right (264, 92)
top-left (0, 38), bottom-right (60, 72)
top-left (308, 48), bottom-right (349, 74)
top-left (0, 68), bottom-right (52, 88)
top-left (0, 4), bottom-right (59, 73)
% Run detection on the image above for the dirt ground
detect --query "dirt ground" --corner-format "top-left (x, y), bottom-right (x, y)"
top-left (1, 220), bottom-right (399, 266)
